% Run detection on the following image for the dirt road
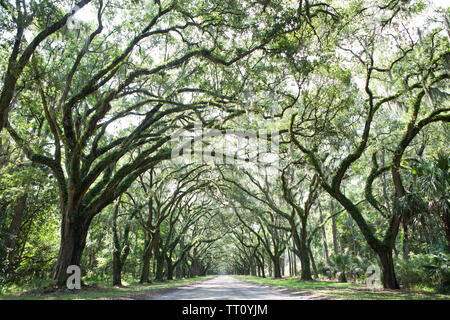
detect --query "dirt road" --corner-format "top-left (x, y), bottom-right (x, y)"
top-left (146, 275), bottom-right (326, 300)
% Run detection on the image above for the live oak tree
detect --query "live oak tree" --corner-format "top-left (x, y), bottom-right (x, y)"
top-left (232, 204), bottom-right (289, 279)
top-left (231, 226), bottom-right (265, 276)
top-left (139, 164), bottom-right (211, 281)
top-left (217, 162), bottom-right (320, 280)
top-left (215, 168), bottom-right (290, 278)
top-left (111, 194), bottom-right (138, 286)
top-left (0, 112), bottom-right (59, 282)
top-left (135, 163), bottom-right (216, 281)
top-left (287, 5), bottom-right (449, 288)
top-left (162, 189), bottom-right (224, 280)
top-left (1, 0), bottom-right (448, 293)
top-left (280, 162), bottom-right (319, 280)
top-left (4, 0), bottom-right (313, 286)
top-left (0, 0), bottom-right (93, 132)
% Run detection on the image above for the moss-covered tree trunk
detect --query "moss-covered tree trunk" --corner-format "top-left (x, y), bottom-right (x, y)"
top-left (140, 240), bottom-right (153, 283)
top-left (53, 214), bottom-right (90, 287)
top-left (299, 219), bottom-right (313, 280)
top-left (166, 254), bottom-right (174, 280)
top-left (3, 192), bottom-right (28, 274)
top-left (272, 256), bottom-right (282, 279)
top-left (155, 246), bottom-right (165, 281)
top-left (112, 252), bottom-right (124, 286)
top-left (378, 246), bottom-right (399, 289)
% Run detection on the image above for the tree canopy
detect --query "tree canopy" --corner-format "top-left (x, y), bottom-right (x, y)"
top-left (0, 0), bottom-right (448, 295)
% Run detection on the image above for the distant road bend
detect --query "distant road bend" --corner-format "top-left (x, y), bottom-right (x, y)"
top-left (146, 275), bottom-right (326, 300)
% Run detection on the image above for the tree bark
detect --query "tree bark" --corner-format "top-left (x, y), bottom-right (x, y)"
top-left (4, 192), bottom-right (28, 273)
top-left (330, 200), bottom-right (339, 254)
top-left (251, 260), bottom-right (257, 276)
top-left (166, 255), bottom-right (174, 280)
top-left (53, 215), bottom-right (90, 286)
top-left (140, 186), bottom-right (154, 283)
top-left (268, 258), bottom-right (272, 277)
top-left (272, 256), bottom-right (282, 278)
top-left (291, 240), bottom-right (297, 276)
top-left (140, 239), bottom-right (153, 283)
top-left (347, 212), bottom-right (358, 256)
top-left (288, 251), bottom-right (294, 277)
top-left (299, 248), bottom-right (312, 280)
top-left (299, 221), bottom-right (313, 280)
top-left (378, 247), bottom-right (399, 289)
top-left (402, 219), bottom-right (409, 260)
top-left (112, 252), bottom-right (123, 286)
top-left (113, 197), bottom-right (122, 286)
top-left (318, 203), bottom-right (329, 266)
top-left (258, 253), bottom-right (266, 278)
top-left (308, 247), bottom-right (319, 279)
top-left (112, 197), bottom-right (128, 286)
top-left (155, 249), bottom-right (165, 281)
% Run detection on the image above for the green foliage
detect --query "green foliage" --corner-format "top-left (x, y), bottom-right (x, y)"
top-left (327, 253), bottom-right (373, 283)
top-left (348, 255), bottom-right (371, 281)
top-left (395, 252), bottom-right (450, 293)
top-left (237, 275), bottom-right (450, 300)
top-left (422, 252), bottom-right (450, 293)
top-left (414, 153), bottom-right (449, 199)
top-left (329, 253), bottom-right (352, 275)
top-left (0, 0), bottom-right (448, 298)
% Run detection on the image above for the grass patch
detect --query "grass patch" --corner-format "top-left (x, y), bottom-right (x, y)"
top-left (235, 276), bottom-right (450, 300)
top-left (0, 276), bottom-right (214, 300)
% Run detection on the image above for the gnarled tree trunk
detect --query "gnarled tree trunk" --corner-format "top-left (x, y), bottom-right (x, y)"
top-left (140, 240), bottom-right (153, 283)
top-left (3, 192), bottom-right (28, 274)
top-left (378, 246), bottom-right (399, 289)
top-left (53, 215), bottom-right (90, 286)
top-left (272, 254), bottom-right (282, 278)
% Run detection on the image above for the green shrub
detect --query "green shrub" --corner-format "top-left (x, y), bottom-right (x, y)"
top-left (316, 261), bottom-right (329, 275)
top-left (422, 252), bottom-right (450, 293)
top-left (395, 252), bottom-right (450, 292)
top-left (29, 278), bottom-right (54, 293)
top-left (329, 253), bottom-right (351, 282)
top-left (328, 253), bottom-right (373, 283)
top-left (349, 256), bottom-right (372, 283)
